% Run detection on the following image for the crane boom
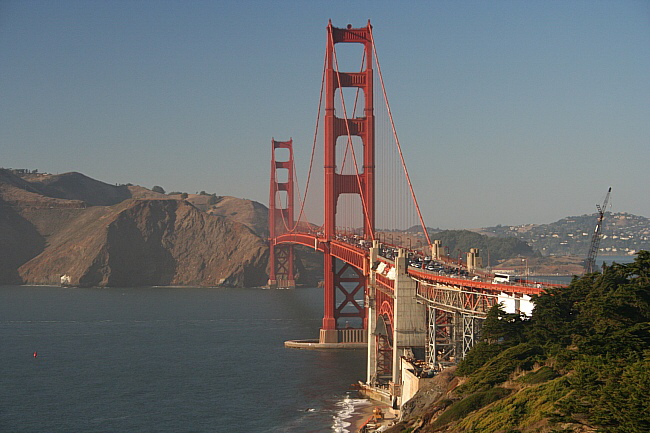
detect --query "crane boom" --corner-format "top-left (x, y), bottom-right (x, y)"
top-left (583, 187), bottom-right (611, 274)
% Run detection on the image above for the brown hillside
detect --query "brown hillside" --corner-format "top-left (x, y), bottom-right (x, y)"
top-left (1, 170), bottom-right (271, 287)
top-left (18, 199), bottom-right (269, 287)
top-left (21, 171), bottom-right (170, 205)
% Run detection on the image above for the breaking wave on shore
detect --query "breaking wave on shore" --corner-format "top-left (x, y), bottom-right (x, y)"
top-left (332, 395), bottom-right (373, 432)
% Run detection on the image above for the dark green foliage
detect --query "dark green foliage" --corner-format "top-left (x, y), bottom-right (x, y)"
top-left (517, 366), bottom-right (559, 385)
top-left (456, 341), bottom-right (505, 376)
top-left (481, 304), bottom-right (527, 344)
top-left (529, 250), bottom-right (650, 357)
top-left (455, 251), bottom-right (650, 431)
top-left (459, 344), bottom-right (543, 394)
top-left (457, 304), bottom-right (528, 376)
top-left (432, 387), bottom-right (511, 427)
top-left (152, 185), bottom-right (165, 194)
top-left (555, 353), bottom-right (650, 432)
top-left (527, 278), bottom-right (588, 348)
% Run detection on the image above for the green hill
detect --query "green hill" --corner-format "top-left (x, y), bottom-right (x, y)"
top-left (429, 230), bottom-right (538, 267)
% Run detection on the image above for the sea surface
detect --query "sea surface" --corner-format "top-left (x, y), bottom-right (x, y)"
top-left (0, 286), bottom-right (370, 433)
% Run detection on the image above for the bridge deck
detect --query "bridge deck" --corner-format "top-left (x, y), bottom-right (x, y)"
top-left (273, 232), bottom-right (555, 296)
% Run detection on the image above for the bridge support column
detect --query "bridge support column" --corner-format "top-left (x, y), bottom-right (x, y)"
top-left (320, 245), bottom-right (367, 344)
top-left (268, 244), bottom-right (295, 289)
top-left (391, 248), bottom-right (426, 401)
top-left (320, 244), bottom-right (338, 343)
top-left (426, 307), bottom-right (457, 367)
top-left (426, 304), bottom-right (437, 367)
top-left (466, 248), bottom-right (482, 273)
top-left (462, 314), bottom-right (472, 358)
top-left (366, 241), bottom-right (379, 384)
top-left (431, 240), bottom-right (442, 260)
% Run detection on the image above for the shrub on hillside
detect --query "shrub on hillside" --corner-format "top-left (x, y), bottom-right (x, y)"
top-left (458, 343), bottom-right (543, 394)
top-left (432, 387), bottom-right (511, 428)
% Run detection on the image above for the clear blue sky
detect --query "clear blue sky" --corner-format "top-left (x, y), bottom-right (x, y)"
top-left (1, 1), bottom-right (648, 229)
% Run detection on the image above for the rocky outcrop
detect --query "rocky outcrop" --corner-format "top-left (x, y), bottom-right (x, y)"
top-left (174, 194), bottom-right (269, 238)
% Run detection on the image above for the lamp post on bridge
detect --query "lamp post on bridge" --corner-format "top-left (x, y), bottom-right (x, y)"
top-left (457, 249), bottom-right (464, 268)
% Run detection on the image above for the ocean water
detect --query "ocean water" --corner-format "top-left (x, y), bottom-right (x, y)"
top-left (0, 286), bottom-right (370, 433)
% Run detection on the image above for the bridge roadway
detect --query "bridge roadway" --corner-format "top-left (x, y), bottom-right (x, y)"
top-left (274, 232), bottom-right (547, 299)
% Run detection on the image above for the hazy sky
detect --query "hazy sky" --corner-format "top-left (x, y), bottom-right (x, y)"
top-left (1, 1), bottom-right (648, 229)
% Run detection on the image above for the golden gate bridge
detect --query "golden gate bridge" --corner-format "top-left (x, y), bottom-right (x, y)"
top-left (267, 20), bottom-right (559, 406)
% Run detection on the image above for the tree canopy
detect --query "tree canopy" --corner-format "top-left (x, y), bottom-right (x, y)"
top-left (455, 251), bottom-right (650, 431)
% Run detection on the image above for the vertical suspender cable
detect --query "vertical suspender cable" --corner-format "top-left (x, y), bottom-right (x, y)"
top-left (279, 49), bottom-right (328, 234)
top-left (370, 28), bottom-right (432, 248)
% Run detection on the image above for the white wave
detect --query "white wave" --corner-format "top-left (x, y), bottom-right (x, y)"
top-left (331, 395), bottom-right (371, 433)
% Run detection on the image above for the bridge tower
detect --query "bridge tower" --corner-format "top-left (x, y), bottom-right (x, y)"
top-left (320, 21), bottom-right (375, 344)
top-left (268, 138), bottom-right (296, 288)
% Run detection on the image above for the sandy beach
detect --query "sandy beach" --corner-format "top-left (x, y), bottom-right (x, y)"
top-left (349, 402), bottom-right (397, 432)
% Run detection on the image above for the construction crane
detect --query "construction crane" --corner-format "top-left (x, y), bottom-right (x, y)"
top-left (583, 187), bottom-right (611, 274)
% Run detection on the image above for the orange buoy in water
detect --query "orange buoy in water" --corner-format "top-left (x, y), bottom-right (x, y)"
top-left (33, 352), bottom-right (37, 358)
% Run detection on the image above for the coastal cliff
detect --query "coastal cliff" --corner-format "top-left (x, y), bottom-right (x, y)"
top-left (0, 169), bottom-right (269, 287)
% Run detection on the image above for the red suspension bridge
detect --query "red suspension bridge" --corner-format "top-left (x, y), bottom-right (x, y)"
top-left (268, 21), bottom-right (559, 405)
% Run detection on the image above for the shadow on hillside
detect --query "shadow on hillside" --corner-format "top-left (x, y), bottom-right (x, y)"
top-left (0, 198), bottom-right (45, 284)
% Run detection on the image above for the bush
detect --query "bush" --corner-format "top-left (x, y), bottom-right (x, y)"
top-left (459, 343), bottom-right (543, 394)
top-left (517, 366), bottom-right (559, 385)
top-left (432, 387), bottom-right (511, 427)
top-left (457, 342), bottom-right (505, 376)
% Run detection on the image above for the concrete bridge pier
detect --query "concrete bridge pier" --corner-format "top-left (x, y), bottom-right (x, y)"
top-left (390, 247), bottom-right (427, 403)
